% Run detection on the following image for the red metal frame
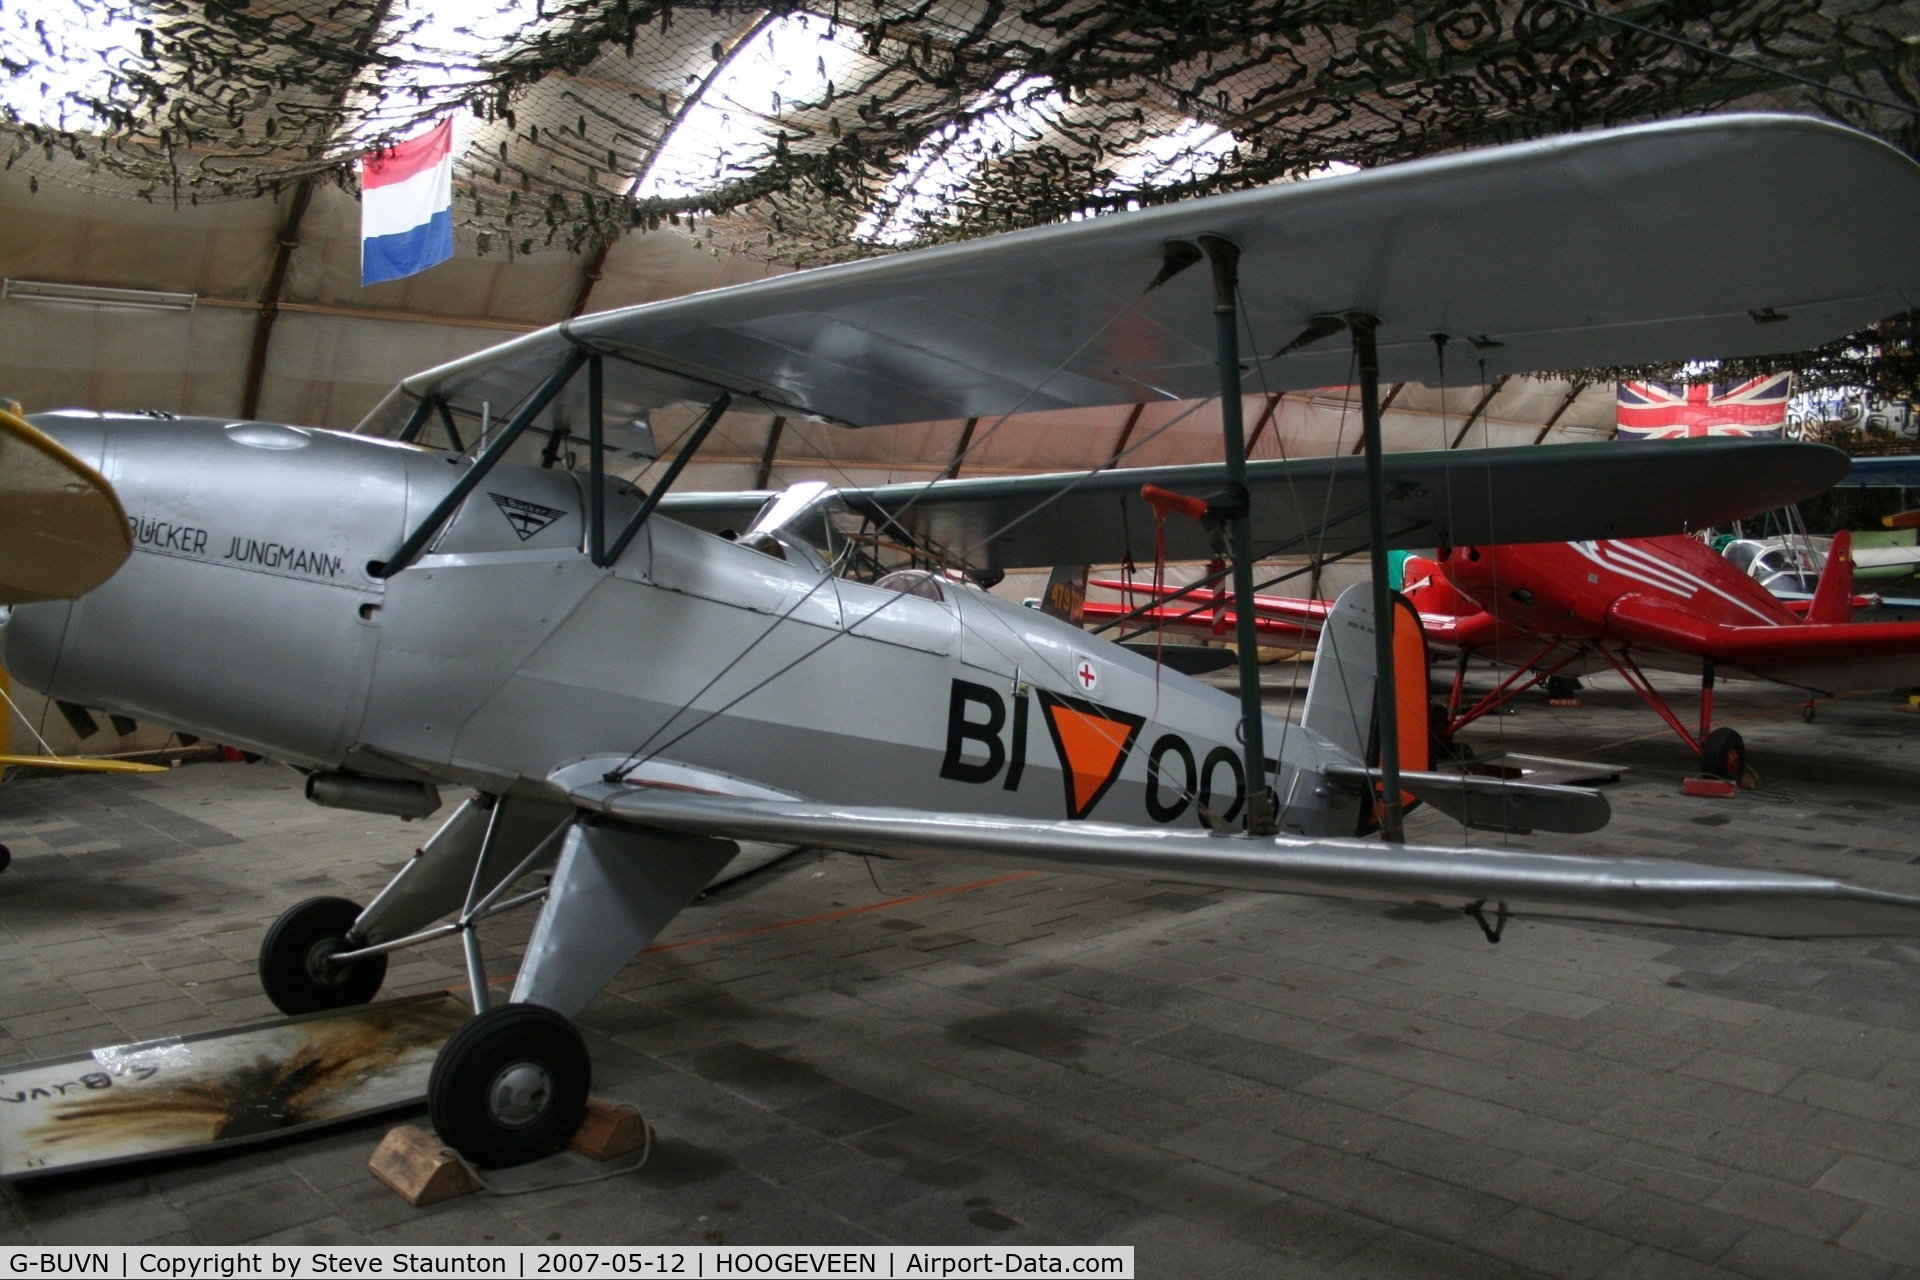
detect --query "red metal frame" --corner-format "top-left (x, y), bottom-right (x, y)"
top-left (1443, 641), bottom-right (1718, 759)
top-left (1446, 639), bottom-right (1584, 736)
top-left (1592, 645), bottom-right (1704, 755)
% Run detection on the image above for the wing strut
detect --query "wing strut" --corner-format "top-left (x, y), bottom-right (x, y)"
top-left (374, 348), bottom-right (589, 577)
top-left (1266, 309), bottom-right (1407, 841)
top-left (602, 391), bottom-right (732, 565)
top-left (1351, 313), bottom-right (1405, 843)
top-left (1192, 234), bottom-right (1277, 835)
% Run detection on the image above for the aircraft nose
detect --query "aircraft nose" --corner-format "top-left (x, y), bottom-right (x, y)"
top-left (4, 599), bottom-right (72, 693)
top-left (20, 410), bottom-right (109, 474)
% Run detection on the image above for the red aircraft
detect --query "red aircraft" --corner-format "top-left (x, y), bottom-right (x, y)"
top-left (1085, 527), bottom-right (1920, 780)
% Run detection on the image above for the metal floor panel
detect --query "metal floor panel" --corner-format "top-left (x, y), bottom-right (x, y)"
top-left (0, 994), bottom-right (465, 1180)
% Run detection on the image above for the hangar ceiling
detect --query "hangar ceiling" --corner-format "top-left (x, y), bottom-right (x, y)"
top-left (0, 0), bottom-right (1913, 471)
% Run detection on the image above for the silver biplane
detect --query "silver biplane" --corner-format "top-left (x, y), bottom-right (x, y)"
top-left (10, 113), bottom-right (1920, 1167)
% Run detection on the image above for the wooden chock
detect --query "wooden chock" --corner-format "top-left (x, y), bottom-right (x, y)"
top-left (570, 1096), bottom-right (649, 1161)
top-left (369, 1124), bottom-right (480, 1206)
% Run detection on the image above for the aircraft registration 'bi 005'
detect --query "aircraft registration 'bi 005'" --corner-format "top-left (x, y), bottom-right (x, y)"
top-left (9, 113), bottom-right (1920, 1168)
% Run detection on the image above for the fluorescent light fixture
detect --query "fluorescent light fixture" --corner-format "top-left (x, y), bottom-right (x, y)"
top-left (3, 279), bottom-right (197, 311)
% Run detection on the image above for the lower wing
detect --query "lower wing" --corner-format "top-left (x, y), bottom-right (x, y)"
top-left (1608, 595), bottom-right (1920, 693)
top-left (564, 783), bottom-right (1920, 940)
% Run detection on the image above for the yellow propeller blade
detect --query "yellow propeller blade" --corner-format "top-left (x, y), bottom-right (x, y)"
top-left (0, 753), bottom-right (167, 774)
top-left (0, 407), bottom-right (132, 604)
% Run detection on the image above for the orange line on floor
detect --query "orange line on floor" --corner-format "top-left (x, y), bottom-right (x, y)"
top-left (639, 870), bottom-right (1043, 955)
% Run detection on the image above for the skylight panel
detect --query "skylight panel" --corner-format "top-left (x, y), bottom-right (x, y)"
top-left (638, 13), bottom-right (862, 201)
top-left (858, 75), bottom-right (1065, 245)
top-left (354, 0), bottom-right (539, 152)
top-left (1, 0), bottom-right (148, 131)
top-left (1103, 118), bottom-right (1237, 191)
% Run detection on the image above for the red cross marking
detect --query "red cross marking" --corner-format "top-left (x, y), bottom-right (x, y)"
top-left (1076, 660), bottom-right (1097, 689)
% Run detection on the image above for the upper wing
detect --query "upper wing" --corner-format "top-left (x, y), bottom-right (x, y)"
top-left (564, 784), bottom-right (1920, 939)
top-left (0, 408), bottom-right (131, 604)
top-left (359, 114), bottom-right (1920, 437)
top-left (661, 438), bottom-right (1848, 571)
top-left (1607, 595), bottom-right (1920, 693)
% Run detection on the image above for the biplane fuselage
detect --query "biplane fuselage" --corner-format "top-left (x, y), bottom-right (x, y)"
top-left (6, 413), bottom-right (1370, 838)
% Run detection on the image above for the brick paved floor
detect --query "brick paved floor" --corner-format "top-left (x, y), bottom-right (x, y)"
top-left (4, 669), bottom-right (1920, 1277)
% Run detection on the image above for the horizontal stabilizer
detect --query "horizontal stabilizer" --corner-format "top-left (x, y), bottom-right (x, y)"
top-left (1322, 763), bottom-right (1609, 834)
top-left (565, 785), bottom-right (1920, 940)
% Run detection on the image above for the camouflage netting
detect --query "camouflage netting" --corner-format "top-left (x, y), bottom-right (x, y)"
top-left (3, 0), bottom-right (1918, 391)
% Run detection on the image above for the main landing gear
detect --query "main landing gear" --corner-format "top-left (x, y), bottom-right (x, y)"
top-left (257, 794), bottom-right (735, 1167)
top-left (1440, 647), bottom-right (1755, 783)
top-left (255, 796), bottom-right (615, 1168)
top-left (258, 889), bottom-right (591, 1169)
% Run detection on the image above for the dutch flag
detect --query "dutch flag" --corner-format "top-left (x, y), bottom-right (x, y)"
top-left (360, 120), bottom-right (455, 287)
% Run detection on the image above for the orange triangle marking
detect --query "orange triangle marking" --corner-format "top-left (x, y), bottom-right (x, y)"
top-left (1038, 693), bottom-right (1145, 819)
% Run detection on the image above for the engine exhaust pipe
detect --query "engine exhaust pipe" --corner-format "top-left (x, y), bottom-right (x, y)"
top-left (306, 771), bottom-right (441, 820)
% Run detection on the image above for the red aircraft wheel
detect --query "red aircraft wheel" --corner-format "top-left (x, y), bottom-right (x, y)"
top-left (1700, 727), bottom-right (1747, 781)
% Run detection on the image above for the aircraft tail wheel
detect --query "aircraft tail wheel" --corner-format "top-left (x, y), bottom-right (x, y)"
top-left (1700, 727), bottom-right (1747, 782)
top-left (258, 897), bottom-right (386, 1015)
top-left (429, 1003), bottom-right (590, 1168)
top-left (1803, 701), bottom-right (1817, 724)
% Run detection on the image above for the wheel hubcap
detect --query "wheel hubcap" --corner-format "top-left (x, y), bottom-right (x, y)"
top-left (488, 1060), bottom-right (552, 1128)
top-left (304, 938), bottom-right (347, 986)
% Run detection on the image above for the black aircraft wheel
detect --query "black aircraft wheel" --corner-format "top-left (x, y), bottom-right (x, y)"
top-left (1545, 675), bottom-right (1583, 699)
top-left (428, 1003), bottom-right (590, 1168)
top-left (0, 843), bottom-right (10, 873)
top-left (1700, 727), bottom-right (1747, 781)
top-left (258, 897), bottom-right (386, 1015)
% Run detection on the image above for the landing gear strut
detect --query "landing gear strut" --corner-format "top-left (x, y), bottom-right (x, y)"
top-left (259, 897), bottom-right (386, 1014)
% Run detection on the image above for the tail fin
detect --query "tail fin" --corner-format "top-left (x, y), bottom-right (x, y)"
top-left (1809, 530), bottom-right (1854, 624)
top-left (1303, 583), bottom-right (1430, 775)
top-left (1039, 565), bottom-right (1088, 625)
top-left (1302, 583), bottom-right (1376, 761)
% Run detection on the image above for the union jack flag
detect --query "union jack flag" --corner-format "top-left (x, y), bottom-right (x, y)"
top-left (1615, 375), bottom-right (1791, 440)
